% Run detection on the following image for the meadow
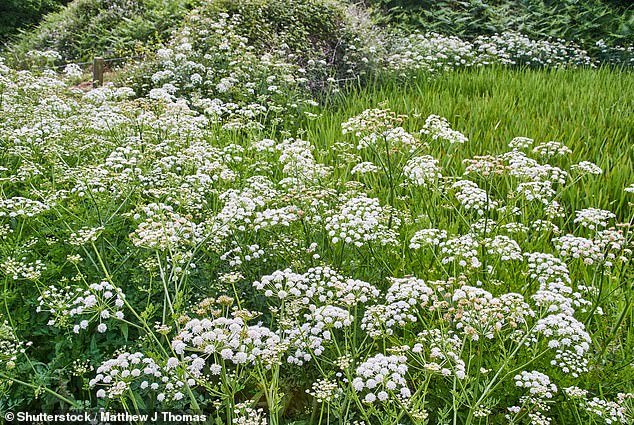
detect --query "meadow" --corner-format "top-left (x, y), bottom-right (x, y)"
top-left (1, 1), bottom-right (633, 424)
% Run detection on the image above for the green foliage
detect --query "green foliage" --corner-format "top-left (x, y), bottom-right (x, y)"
top-left (368, 0), bottom-right (633, 49)
top-left (5, 0), bottom-right (198, 66)
top-left (194, 0), bottom-right (379, 78)
top-left (1, 59), bottom-right (633, 422)
top-left (0, 0), bottom-right (70, 42)
top-left (1, 0), bottom-right (633, 421)
top-left (206, 0), bottom-right (345, 60)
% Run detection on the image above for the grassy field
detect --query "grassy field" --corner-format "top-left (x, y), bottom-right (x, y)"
top-left (309, 66), bottom-right (634, 217)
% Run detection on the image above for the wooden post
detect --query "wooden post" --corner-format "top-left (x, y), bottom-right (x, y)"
top-left (92, 57), bottom-right (104, 87)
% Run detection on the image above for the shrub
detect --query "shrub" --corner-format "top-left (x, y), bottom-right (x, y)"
top-left (5, 0), bottom-right (197, 66)
top-left (0, 0), bottom-right (70, 42)
top-left (368, 0), bottom-right (633, 49)
top-left (118, 0), bottom-right (382, 124)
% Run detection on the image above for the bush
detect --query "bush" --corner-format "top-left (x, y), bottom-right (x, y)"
top-left (0, 0), bottom-right (70, 42)
top-left (190, 0), bottom-right (381, 79)
top-left (5, 0), bottom-right (197, 66)
top-left (119, 0), bottom-right (382, 110)
top-left (368, 0), bottom-right (633, 49)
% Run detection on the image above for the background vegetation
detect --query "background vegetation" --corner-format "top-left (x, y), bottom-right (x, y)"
top-left (368, 0), bottom-right (633, 48)
top-left (3, 0), bottom-right (633, 68)
top-left (0, 0), bottom-right (70, 43)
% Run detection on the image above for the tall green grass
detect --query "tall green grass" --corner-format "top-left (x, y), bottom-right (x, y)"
top-left (306, 66), bottom-right (634, 218)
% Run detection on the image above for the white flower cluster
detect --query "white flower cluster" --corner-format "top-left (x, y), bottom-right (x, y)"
top-left (1, 256), bottom-right (46, 280)
top-left (534, 313), bottom-right (591, 377)
top-left (526, 252), bottom-right (571, 285)
top-left (217, 189), bottom-right (265, 229)
top-left (574, 208), bottom-right (615, 230)
top-left (36, 281), bottom-right (126, 334)
top-left (253, 268), bottom-right (308, 301)
top-left (285, 305), bottom-right (353, 365)
top-left (532, 141), bottom-right (572, 158)
top-left (564, 388), bottom-right (631, 424)
top-left (455, 291), bottom-right (535, 340)
top-left (553, 234), bottom-right (604, 265)
top-left (352, 354), bottom-right (410, 404)
top-left (220, 243), bottom-right (266, 267)
top-left (68, 226), bottom-right (104, 246)
top-left (26, 49), bottom-right (62, 63)
top-left (63, 64), bottom-right (83, 80)
top-left (325, 195), bottom-right (399, 247)
top-left (341, 108), bottom-right (403, 137)
top-left (452, 180), bottom-right (497, 214)
top-left (275, 138), bottom-right (331, 182)
top-left (463, 155), bottom-right (507, 177)
top-left (362, 276), bottom-right (433, 337)
top-left (508, 137), bottom-right (534, 149)
top-left (252, 206), bottom-right (301, 231)
top-left (525, 252), bottom-right (591, 314)
top-left (351, 161), bottom-right (379, 175)
top-left (586, 397), bottom-right (629, 424)
top-left (0, 197), bottom-right (50, 218)
top-left (303, 266), bottom-right (380, 307)
top-left (171, 317), bottom-right (283, 368)
top-left (90, 352), bottom-right (193, 403)
top-left (571, 161), bottom-right (602, 176)
top-left (594, 229), bottom-right (631, 265)
top-left (420, 114), bottom-right (468, 144)
top-left (514, 370), bottom-right (557, 400)
top-left (130, 203), bottom-right (202, 250)
top-left (0, 320), bottom-right (32, 370)
top-left (411, 329), bottom-right (466, 379)
top-left (484, 235), bottom-right (523, 261)
top-left (501, 150), bottom-right (567, 185)
top-left (403, 155), bottom-right (442, 187)
top-left (469, 218), bottom-right (497, 236)
top-left (82, 84), bottom-right (136, 105)
top-left (564, 386), bottom-right (589, 398)
top-left (233, 402), bottom-right (268, 425)
top-left (439, 234), bottom-right (482, 268)
top-left (516, 181), bottom-right (556, 204)
top-left (409, 228), bottom-right (447, 249)
top-left (357, 126), bottom-right (420, 151)
top-left (306, 378), bottom-right (341, 403)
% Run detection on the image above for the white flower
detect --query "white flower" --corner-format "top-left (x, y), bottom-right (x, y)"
top-left (420, 114), bottom-right (468, 144)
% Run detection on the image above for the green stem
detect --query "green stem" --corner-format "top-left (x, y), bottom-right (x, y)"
top-left (0, 371), bottom-right (81, 409)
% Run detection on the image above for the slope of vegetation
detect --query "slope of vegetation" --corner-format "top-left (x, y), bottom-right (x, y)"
top-left (4, 0), bottom-right (197, 66)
